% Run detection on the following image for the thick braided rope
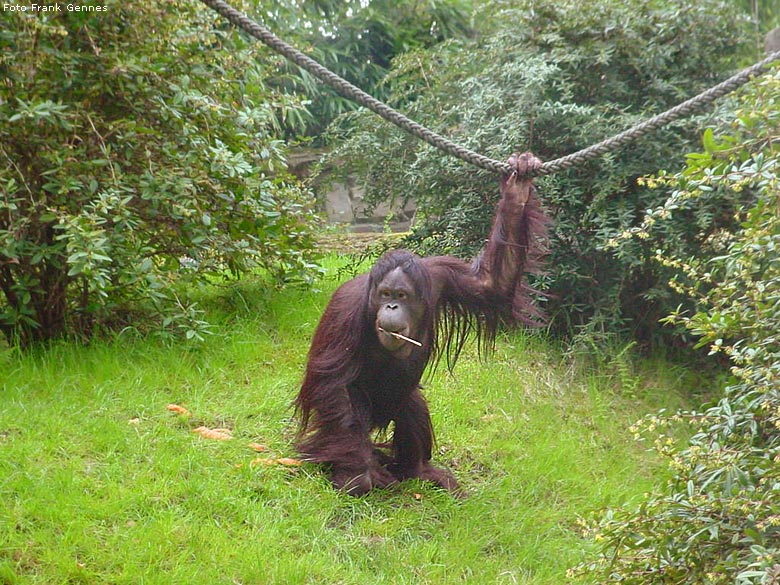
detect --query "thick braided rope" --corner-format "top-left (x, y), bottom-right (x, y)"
top-left (199, 0), bottom-right (510, 175)
top-left (543, 49), bottom-right (780, 175)
top-left (199, 0), bottom-right (780, 177)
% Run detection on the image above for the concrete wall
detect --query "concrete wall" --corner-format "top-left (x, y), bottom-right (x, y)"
top-left (288, 150), bottom-right (416, 233)
top-left (767, 27), bottom-right (780, 54)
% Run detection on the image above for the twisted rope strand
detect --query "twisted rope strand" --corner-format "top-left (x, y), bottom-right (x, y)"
top-left (542, 49), bottom-right (780, 175)
top-left (199, 0), bottom-right (780, 176)
top-left (199, 0), bottom-right (511, 175)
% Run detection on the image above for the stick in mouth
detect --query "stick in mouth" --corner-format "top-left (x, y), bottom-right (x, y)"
top-left (377, 327), bottom-right (423, 347)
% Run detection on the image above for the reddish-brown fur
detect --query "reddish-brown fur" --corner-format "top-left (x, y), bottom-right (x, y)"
top-left (295, 153), bottom-right (548, 495)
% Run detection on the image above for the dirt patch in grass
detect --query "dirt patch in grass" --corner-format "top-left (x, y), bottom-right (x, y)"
top-left (317, 230), bottom-right (409, 255)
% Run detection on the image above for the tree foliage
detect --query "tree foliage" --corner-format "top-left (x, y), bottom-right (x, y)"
top-left (327, 0), bottom-right (750, 343)
top-left (577, 69), bottom-right (780, 584)
top-left (257, 0), bottom-right (474, 137)
top-left (0, 2), bottom-right (320, 345)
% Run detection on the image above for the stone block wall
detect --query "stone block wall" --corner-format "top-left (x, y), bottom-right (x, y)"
top-left (287, 150), bottom-right (415, 233)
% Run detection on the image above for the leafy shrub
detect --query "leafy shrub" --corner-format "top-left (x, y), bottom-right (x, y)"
top-left (0, 1), bottom-right (321, 345)
top-left (577, 69), bottom-right (780, 583)
top-left (327, 0), bottom-right (749, 343)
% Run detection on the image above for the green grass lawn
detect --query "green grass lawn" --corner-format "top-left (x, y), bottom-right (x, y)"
top-left (0, 261), bottom-right (706, 584)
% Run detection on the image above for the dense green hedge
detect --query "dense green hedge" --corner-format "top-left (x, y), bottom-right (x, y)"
top-left (578, 69), bottom-right (780, 584)
top-left (0, 2), bottom-right (320, 345)
top-left (327, 0), bottom-right (750, 344)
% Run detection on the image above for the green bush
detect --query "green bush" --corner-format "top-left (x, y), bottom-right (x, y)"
top-left (0, 2), bottom-right (321, 345)
top-left (327, 0), bottom-right (749, 343)
top-left (577, 69), bottom-right (780, 583)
